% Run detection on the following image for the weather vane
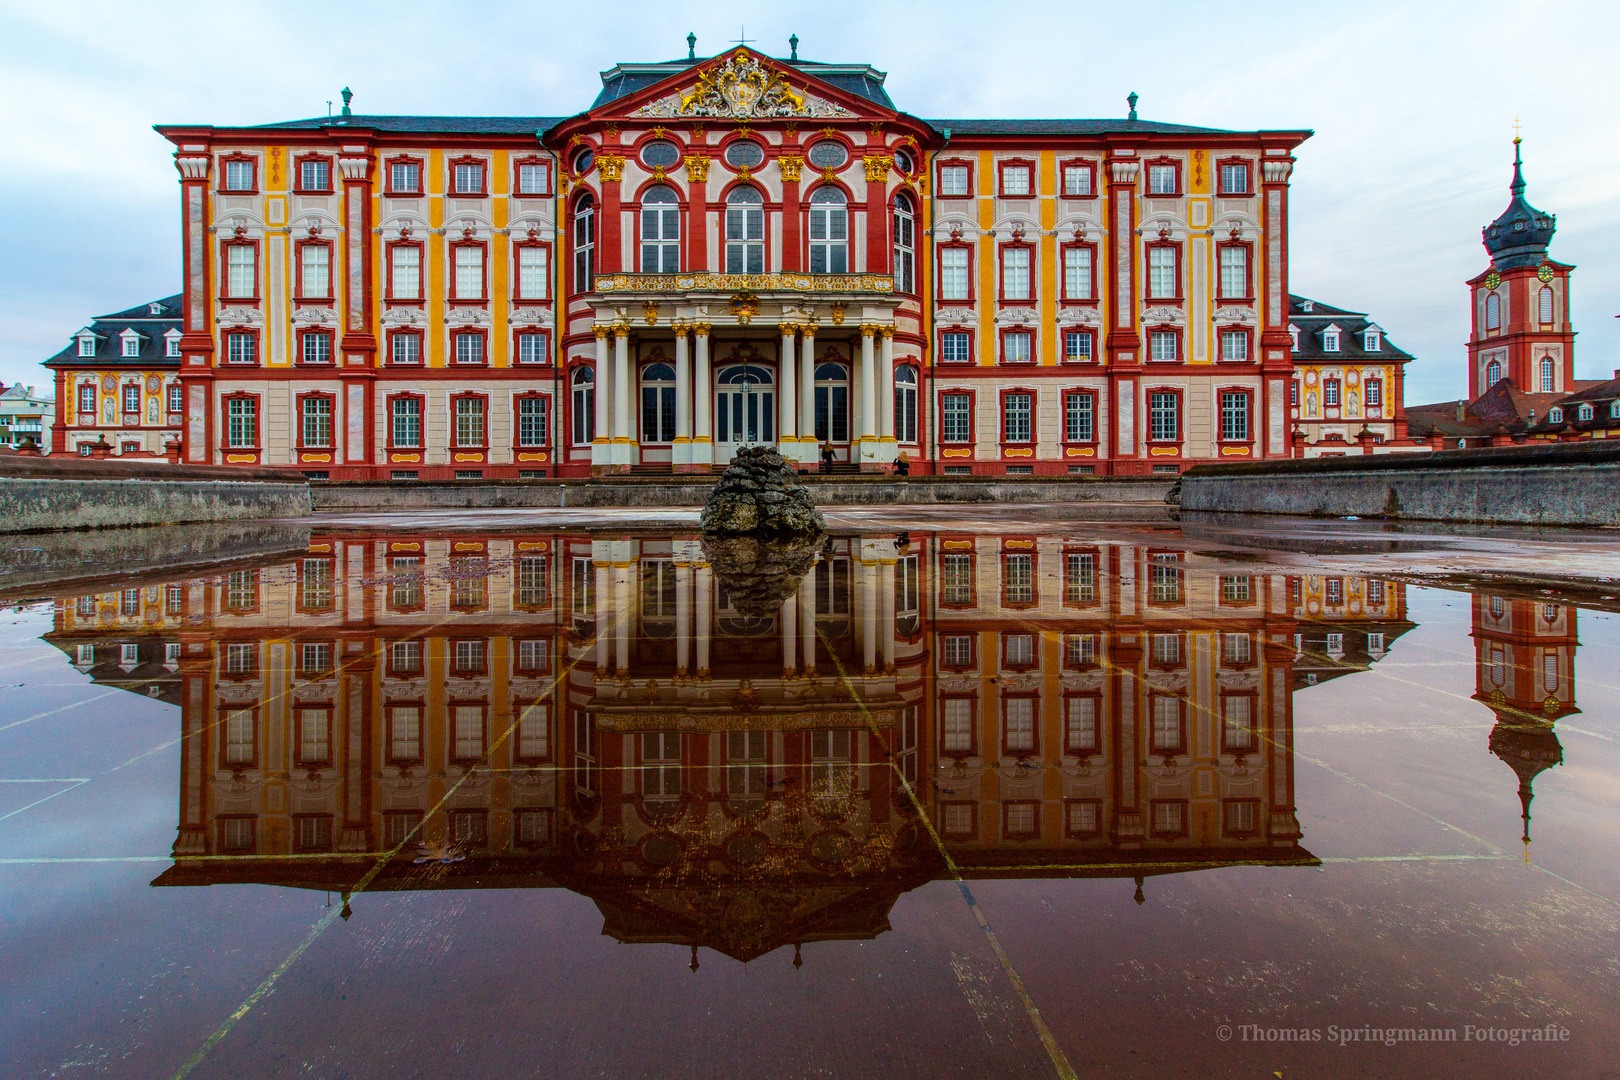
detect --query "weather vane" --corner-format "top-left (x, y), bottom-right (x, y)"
top-left (732, 25), bottom-right (755, 46)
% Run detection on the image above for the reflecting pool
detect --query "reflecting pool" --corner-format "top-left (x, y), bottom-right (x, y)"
top-left (4, 522), bottom-right (1618, 1078)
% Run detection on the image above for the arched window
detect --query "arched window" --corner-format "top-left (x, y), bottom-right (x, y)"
top-left (894, 365), bottom-right (918, 443)
top-left (814, 362), bottom-right (849, 443)
top-left (1578, 403), bottom-right (1593, 421)
top-left (716, 364), bottom-right (774, 445)
top-left (572, 195), bottom-right (595, 293)
top-left (808, 187), bottom-right (848, 274)
top-left (1486, 360), bottom-right (1502, 387)
top-left (1540, 357), bottom-right (1556, 392)
top-left (1485, 291), bottom-right (1500, 331)
top-left (1540, 286), bottom-right (1554, 325)
top-left (893, 193), bottom-right (915, 293)
top-left (640, 186), bottom-right (679, 273)
top-left (641, 362), bottom-right (676, 443)
top-left (725, 187), bottom-right (764, 274)
top-left (571, 367), bottom-right (594, 445)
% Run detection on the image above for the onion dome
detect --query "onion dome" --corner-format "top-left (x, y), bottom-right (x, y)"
top-left (1482, 138), bottom-right (1556, 270)
top-left (1487, 719), bottom-right (1563, 847)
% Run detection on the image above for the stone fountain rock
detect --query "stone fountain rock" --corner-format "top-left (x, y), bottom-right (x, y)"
top-left (700, 446), bottom-right (827, 617)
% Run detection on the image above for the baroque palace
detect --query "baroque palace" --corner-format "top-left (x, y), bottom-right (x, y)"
top-left (98, 41), bottom-right (1330, 478)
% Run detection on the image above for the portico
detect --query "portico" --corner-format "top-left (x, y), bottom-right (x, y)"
top-left (587, 275), bottom-right (900, 474)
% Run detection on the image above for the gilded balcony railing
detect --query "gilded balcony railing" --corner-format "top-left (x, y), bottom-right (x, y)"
top-left (594, 272), bottom-right (895, 295)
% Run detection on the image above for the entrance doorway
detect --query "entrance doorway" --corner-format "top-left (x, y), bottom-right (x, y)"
top-left (814, 361), bottom-right (851, 462)
top-left (715, 364), bottom-right (774, 462)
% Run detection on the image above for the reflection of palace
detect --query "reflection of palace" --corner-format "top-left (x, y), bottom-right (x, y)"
top-left (45, 535), bottom-right (1435, 960)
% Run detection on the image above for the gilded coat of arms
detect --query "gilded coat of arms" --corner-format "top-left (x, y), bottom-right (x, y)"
top-left (632, 52), bottom-right (855, 120)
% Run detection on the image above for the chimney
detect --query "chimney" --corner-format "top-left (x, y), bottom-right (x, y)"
top-left (1456, 400), bottom-right (1465, 423)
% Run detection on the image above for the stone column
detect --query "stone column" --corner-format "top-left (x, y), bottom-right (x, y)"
top-left (860, 558), bottom-right (878, 674)
top-left (673, 323), bottom-right (692, 471)
top-left (594, 562), bottom-right (612, 672)
top-left (782, 592), bottom-right (798, 675)
top-left (878, 326), bottom-right (897, 466)
top-left (695, 560), bottom-right (713, 678)
top-left (859, 324), bottom-right (879, 471)
top-left (692, 322), bottom-right (713, 471)
top-left (879, 557), bottom-right (896, 671)
top-left (800, 325), bottom-right (817, 457)
top-left (592, 326), bottom-right (611, 473)
top-left (612, 325), bottom-right (632, 471)
top-left (675, 558), bottom-right (693, 675)
top-left (799, 566), bottom-right (817, 677)
top-left (778, 322), bottom-right (798, 461)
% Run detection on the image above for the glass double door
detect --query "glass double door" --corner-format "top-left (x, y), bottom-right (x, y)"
top-left (716, 365), bottom-right (774, 457)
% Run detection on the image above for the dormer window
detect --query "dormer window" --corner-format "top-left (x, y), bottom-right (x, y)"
top-left (1578, 403), bottom-right (1593, 421)
top-left (120, 329), bottom-right (141, 358)
top-left (76, 332), bottom-right (97, 358)
top-left (1288, 324), bottom-right (1299, 352)
top-left (1549, 407), bottom-right (1563, 424)
top-left (1322, 326), bottom-right (1341, 352)
top-left (148, 302), bottom-right (164, 316)
top-left (1611, 400), bottom-right (1620, 420)
top-left (1299, 300), bottom-right (1314, 313)
top-left (164, 329), bottom-right (183, 358)
top-left (1364, 329), bottom-right (1381, 352)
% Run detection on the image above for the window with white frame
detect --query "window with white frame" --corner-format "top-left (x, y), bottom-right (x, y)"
top-left (942, 392), bottom-right (972, 442)
top-left (301, 396), bottom-right (333, 447)
top-left (1064, 554), bottom-right (1095, 605)
top-left (1219, 329), bottom-right (1248, 362)
top-left (121, 384), bottom-right (140, 413)
top-left (1150, 696), bottom-right (1181, 752)
top-left (893, 193), bottom-right (915, 293)
top-left (77, 334), bottom-right (96, 357)
top-left (452, 705), bottom-right (485, 759)
top-left (1003, 391), bottom-right (1033, 442)
top-left (1540, 286), bottom-right (1554, 325)
top-left (1323, 379), bottom-right (1340, 406)
top-left (1062, 164), bottom-right (1092, 196)
top-left (1003, 331), bottom-right (1032, 364)
top-left (1322, 328), bottom-right (1340, 352)
top-left (517, 246), bottom-right (548, 300)
top-left (1000, 163), bottom-right (1031, 196)
top-left (167, 384), bottom-right (183, 413)
top-left (571, 367), bottom-right (595, 444)
top-left (517, 397), bottom-right (548, 447)
top-left (453, 246), bottom-right (484, 299)
top-left (1223, 697), bottom-right (1254, 751)
top-left (226, 245), bottom-right (255, 298)
top-left (454, 332), bottom-right (484, 365)
top-left (165, 331), bottom-right (181, 357)
top-left (1220, 391), bottom-right (1250, 442)
top-left (1149, 392), bottom-right (1178, 441)
top-left (639, 185), bottom-right (680, 272)
top-left (940, 553), bottom-right (974, 605)
top-left (1064, 246), bottom-right (1093, 298)
top-left (390, 161), bottom-right (421, 193)
top-left (1004, 555), bottom-right (1034, 604)
top-left (1150, 330), bottom-right (1178, 362)
top-left (1540, 357), bottom-right (1555, 392)
top-left (895, 366), bottom-right (918, 443)
top-left (391, 246), bottom-right (421, 298)
top-left (1219, 246), bottom-right (1248, 298)
top-left (518, 161), bottom-right (549, 195)
top-left (1063, 330), bottom-right (1094, 363)
top-left (224, 709), bottom-right (254, 763)
top-left (1579, 403), bottom-right (1593, 421)
top-left (1364, 329), bottom-right (1381, 351)
top-left (226, 332), bottom-right (256, 365)
top-left (1066, 697), bottom-right (1097, 752)
top-left (300, 245), bottom-right (330, 297)
top-left (1064, 392), bottom-right (1094, 442)
top-left (1147, 164), bottom-right (1177, 194)
top-left (226, 397), bottom-right (257, 447)
top-left (1001, 247), bottom-right (1031, 300)
top-left (1219, 162), bottom-right (1249, 194)
top-left (297, 158), bottom-right (329, 191)
top-left (572, 195), bottom-right (595, 290)
top-left (453, 162), bottom-right (485, 195)
top-left (1485, 292), bottom-right (1501, 330)
top-left (940, 247), bottom-right (970, 300)
top-left (726, 187), bottom-right (766, 274)
top-left (942, 635), bottom-right (973, 667)
top-left (1148, 246), bottom-right (1176, 298)
top-left (121, 331), bottom-right (140, 358)
top-left (454, 397), bottom-right (486, 446)
top-left (942, 697), bottom-right (973, 752)
top-left (941, 330), bottom-right (971, 363)
top-left (1366, 379), bottom-right (1382, 407)
top-left (301, 331), bottom-right (332, 365)
top-left (517, 331), bottom-right (547, 365)
top-left (391, 397), bottom-right (421, 447)
top-left (1003, 697), bottom-right (1036, 751)
top-left (223, 159), bottom-right (254, 191)
top-left (939, 164), bottom-right (969, 196)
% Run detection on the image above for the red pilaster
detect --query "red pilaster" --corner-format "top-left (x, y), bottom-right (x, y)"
top-left (1259, 151), bottom-right (1297, 462)
top-left (174, 149), bottom-right (216, 464)
top-left (1104, 153), bottom-right (1142, 473)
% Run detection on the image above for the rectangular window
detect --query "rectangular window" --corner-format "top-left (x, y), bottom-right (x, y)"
top-left (1002, 392), bottom-right (1032, 442)
top-left (391, 397), bottom-right (421, 447)
top-left (454, 397), bottom-right (486, 446)
top-left (1223, 696), bottom-right (1254, 752)
top-left (223, 159), bottom-right (254, 191)
top-left (301, 332), bottom-right (332, 365)
top-left (1220, 575), bottom-right (1252, 604)
top-left (1148, 246), bottom-right (1177, 299)
top-left (226, 397), bottom-right (257, 447)
top-left (942, 697), bottom-right (974, 752)
top-left (1064, 393), bottom-right (1094, 443)
top-left (1003, 331), bottom-right (1032, 364)
top-left (453, 162), bottom-right (485, 195)
top-left (1067, 800), bottom-right (1100, 837)
top-left (1220, 329), bottom-right (1249, 362)
top-left (1062, 330), bottom-right (1094, 364)
top-left (1062, 164), bottom-right (1092, 196)
top-left (941, 331), bottom-right (972, 364)
top-left (454, 246), bottom-right (484, 299)
top-left (1065, 696), bottom-right (1098, 752)
top-left (390, 639), bottom-right (422, 674)
top-left (1150, 331), bottom-right (1179, 362)
top-left (516, 246), bottom-right (548, 300)
top-left (1001, 247), bottom-right (1031, 300)
top-left (1219, 162), bottom-right (1249, 194)
top-left (301, 397), bottom-right (333, 447)
top-left (454, 333), bottom-right (485, 366)
top-left (942, 635), bottom-right (974, 667)
top-left (300, 245), bottom-right (330, 297)
top-left (1151, 633), bottom-right (1182, 667)
top-left (391, 246), bottom-right (421, 299)
top-left (299, 159), bottom-right (330, 191)
top-left (295, 816), bottom-right (332, 852)
top-left (1152, 801), bottom-right (1185, 836)
top-left (1323, 330), bottom-right (1340, 352)
top-left (518, 162), bottom-right (550, 195)
top-left (1220, 391), bottom-right (1250, 442)
top-left (78, 384), bottom-right (96, 415)
top-left (387, 706), bottom-right (422, 762)
top-left (1147, 163), bottom-right (1177, 195)
top-left (122, 335), bottom-right (140, 358)
top-left (1004, 555), bottom-right (1034, 605)
top-left (220, 817), bottom-right (255, 850)
top-left (940, 553), bottom-right (974, 605)
top-left (122, 385), bottom-right (141, 413)
top-left (166, 335), bottom-right (180, 357)
top-left (1219, 246), bottom-right (1248, 298)
top-left (226, 245), bottom-right (255, 298)
top-left (452, 705), bottom-right (485, 759)
top-left (224, 642), bottom-right (257, 676)
top-left (1224, 800), bottom-right (1258, 836)
top-left (517, 396), bottom-right (548, 447)
top-left (941, 393), bottom-right (972, 443)
top-left (389, 161), bottom-right (421, 193)
top-left (298, 708), bottom-right (330, 764)
top-left (391, 333), bottom-right (421, 366)
top-left (1150, 696), bottom-right (1182, 752)
top-left (516, 557), bottom-right (550, 608)
top-left (1003, 698), bottom-right (1036, 757)
top-left (516, 332), bottom-right (547, 365)
top-left (1001, 164), bottom-right (1031, 196)
top-left (300, 559), bottom-right (334, 610)
top-left (1149, 555), bottom-right (1181, 603)
top-left (939, 164), bottom-right (969, 196)
top-left (940, 248), bottom-right (970, 300)
top-left (454, 640), bottom-right (485, 674)
top-left (1065, 555), bottom-right (1095, 605)
top-left (1063, 247), bottom-right (1093, 299)
top-left (1224, 632), bottom-right (1253, 665)
top-left (1366, 379), bottom-right (1382, 406)
top-left (516, 704), bottom-right (548, 759)
top-left (1149, 392), bottom-right (1178, 442)
top-left (167, 385), bottom-right (183, 414)
top-left (1323, 380), bottom-right (1341, 407)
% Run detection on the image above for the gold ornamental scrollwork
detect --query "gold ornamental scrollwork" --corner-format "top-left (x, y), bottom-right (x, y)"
top-left (863, 155), bottom-right (892, 183)
top-left (731, 292), bottom-right (760, 325)
top-left (690, 321), bottom-right (712, 336)
top-left (596, 154), bottom-right (626, 182)
top-left (777, 321), bottom-right (800, 337)
top-left (859, 321), bottom-right (883, 338)
top-left (830, 302), bottom-right (847, 325)
top-left (643, 303), bottom-right (659, 326)
top-left (778, 155), bottom-right (803, 182)
top-left (593, 272), bottom-right (896, 295)
top-left (685, 155), bottom-right (711, 183)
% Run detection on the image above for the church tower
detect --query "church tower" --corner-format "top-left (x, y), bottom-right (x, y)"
top-left (1465, 139), bottom-right (1575, 400)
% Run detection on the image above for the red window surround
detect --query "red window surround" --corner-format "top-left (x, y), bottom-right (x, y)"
top-left (1218, 386), bottom-right (1254, 444)
top-left (1149, 798), bottom-right (1190, 837)
top-left (220, 329), bottom-right (262, 367)
top-left (1060, 241), bottom-right (1099, 303)
top-left (1144, 240), bottom-right (1182, 302)
top-left (385, 241), bottom-right (425, 304)
top-left (938, 389), bottom-right (977, 445)
top-left (1059, 158), bottom-right (1098, 198)
top-left (1064, 797), bottom-right (1103, 837)
top-left (294, 391), bottom-right (337, 449)
top-left (217, 153), bottom-right (258, 194)
top-left (936, 157), bottom-right (975, 199)
top-left (999, 327), bottom-right (1036, 365)
top-left (997, 158), bottom-right (1036, 198)
top-left (292, 154), bottom-right (334, 194)
top-left (1146, 326), bottom-right (1184, 364)
top-left (295, 329), bottom-right (335, 368)
top-left (1144, 156), bottom-right (1182, 196)
top-left (1220, 698), bottom-right (1260, 753)
top-left (512, 155), bottom-right (553, 196)
top-left (220, 239), bottom-right (260, 303)
top-left (447, 156), bottom-right (490, 197)
top-left (513, 328), bottom-right (551, 365)
top-left (1062, 390), bottom-right (1099, 444)
top-left (219, 391), bottom-right (261, 446)
top-left (1146, 388), bottom-right (1184, 446)
top-left (1218, 326), bottom-right (1254, 363)
top-left (998, 386), bottom-right (1037, 446)
top-left (448, 241), bottom-right (489, 304)
top-left (997, 240), bottom-right (1036, 305)
top-left (937, 326), bottom-right (975, 365)
top-left (384, 156), bottom-right (425, 197)
top-left (294, 706), bottom-right (333, 767)
top-left (385, 392), bottom-right (425, 450)
top-left (215, 709), bottom-right (258, 767)
top-left (1217, 240), bottom-right (1254, 301)
top-left (1215, 157), bottom-right (1255, 196)
top-left (451, 328), bottom-right (490, 368)
top-left (387, 329), bottom-right (424, 366)
top-left (1002, 800), bottom-right (1041, 837)
top-left (936, 239), bottom-right (975, 303)
top-left (941, 801), bottom-right (977, 835)
top-left (512, 392), bottom-right (550, 449)
top-left (296, 558), bottom-right (337, 614)
top-left (940, 694), bottom-right (978, 755)
top-left (293, 239), bottom-right (334, 302)
top-left (450, 391), bottom-right (491, 449)
top-left (511, 240), bottom-right (552, 303)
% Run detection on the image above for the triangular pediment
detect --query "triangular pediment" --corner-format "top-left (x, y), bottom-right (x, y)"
top-left (605, 48), bottom-right (882, 124)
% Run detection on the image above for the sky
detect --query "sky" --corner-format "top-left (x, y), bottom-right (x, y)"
top-left (1, 0), bottom-right (1615, 403)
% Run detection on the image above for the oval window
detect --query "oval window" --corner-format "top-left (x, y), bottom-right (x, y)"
top-left (807, 141), bottom-right (847, 169)
top-left (640, 140), bottom-right (680, 169)
top-left (572, 147), bottom-right (594, 173)
top-left (724, 140), bottom-right (765, 169)
top-left (893, 148), bottom-right (914, 174)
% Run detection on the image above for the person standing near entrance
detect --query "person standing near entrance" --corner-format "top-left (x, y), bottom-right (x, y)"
top-left (895, 451), bottom-right (910, 477)
top-left (821, 442), bottom-right (835, 474)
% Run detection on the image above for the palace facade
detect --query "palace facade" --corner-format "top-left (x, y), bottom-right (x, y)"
top-left (148, 43), bottom-right (1312, 479)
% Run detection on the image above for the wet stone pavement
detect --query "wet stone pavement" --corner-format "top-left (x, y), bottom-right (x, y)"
top-left (2, 517), bottom-right (1618, 1079)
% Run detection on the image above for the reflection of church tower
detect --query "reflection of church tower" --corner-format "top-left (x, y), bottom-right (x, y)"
top-left (1471, 594), bottom-right (1577, 847)
top-left (1465, 139), bottom-right (1575, 399)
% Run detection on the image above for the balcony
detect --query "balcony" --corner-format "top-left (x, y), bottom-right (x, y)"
top-left (594, 272), bottom-right (895, 297)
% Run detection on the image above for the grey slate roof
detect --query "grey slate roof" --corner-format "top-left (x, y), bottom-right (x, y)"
top-left (591, 57), bottom-right (896, 111)
top-left (45, 294), bottom-right (183, 368)
top-left (1288, 294), bottom-right (1413, 364)
top-left (926, 118), bottom-right (1239, 136)
top-left (255, 115), bottom-right (565, 136)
